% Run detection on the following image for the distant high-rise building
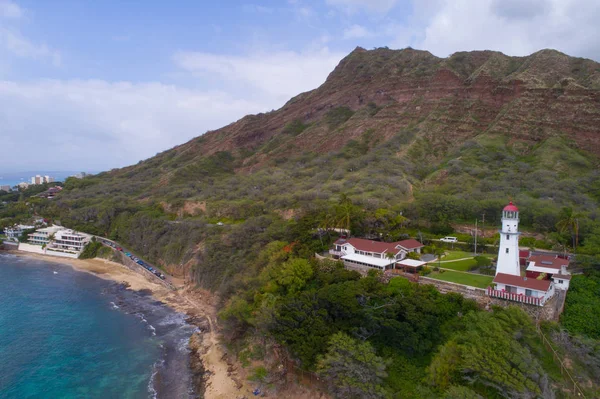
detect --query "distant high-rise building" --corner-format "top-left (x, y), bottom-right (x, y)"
top-left (44, 175), bottom-right (54, 183)
top-left (0, 185), bottom-right (11, 192)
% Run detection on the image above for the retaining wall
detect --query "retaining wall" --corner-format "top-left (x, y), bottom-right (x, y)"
top-left (18, 243), bottom-right (45, 255)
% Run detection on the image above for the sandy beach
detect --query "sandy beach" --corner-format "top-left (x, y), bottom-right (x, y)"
top-left (7, 251), bottom-right (249, 399)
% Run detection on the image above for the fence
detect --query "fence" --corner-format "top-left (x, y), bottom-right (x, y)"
top-left (536, 325), bottom-right (586, 398)
top-left (487, 287), bottom-right (542, 306)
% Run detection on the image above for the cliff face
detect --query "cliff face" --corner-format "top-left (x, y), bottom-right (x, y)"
top-left (127, 47), bottom-right (599, 180)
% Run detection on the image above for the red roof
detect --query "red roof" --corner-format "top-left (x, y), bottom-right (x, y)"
top-left (528, 254), bottom-right (569, 270)
top-left (337, 238), bottom-right (423, 254)
top-left (397, 239), bottom-right (425, 250)
top-left (493, 273), bottom-right (552, 291)
top-left (503, 201), bottom-right (519, 212)
top-left (519, 250), bottom-right (530, 259)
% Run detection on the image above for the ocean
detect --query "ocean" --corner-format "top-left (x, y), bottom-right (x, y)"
top-left (0, 253), bottom-right (199, 399)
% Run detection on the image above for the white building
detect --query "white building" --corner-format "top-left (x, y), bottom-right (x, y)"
top-left (50, 229), bottom-right (90, 252)
top-left (28, 225), bottom-right (65, 246)
top-left (495, 202), bottom-right (521, 276)
top-left (526, 254), bottom-right (571, 290)
top-left (3, 224), bottom-right (35, 242)
top-left (20, 225), bottom-right (91, 258)
top-left (331, 237), bottom-right (424, 272)
top-left (488, 202), bottom-right (562, 306)
top-left (0, 185), bottom-right (11, 192)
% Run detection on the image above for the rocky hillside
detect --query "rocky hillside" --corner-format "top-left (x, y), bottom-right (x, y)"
top-left (50, 47), bottom-right (600, 282)
top-left (115, 47), bottom-right (600, 182)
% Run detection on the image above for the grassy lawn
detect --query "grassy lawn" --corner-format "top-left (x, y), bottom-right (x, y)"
top-left (438, 258), bottom-right (477, 271)
top-left (441, 250), bottom-right (496, 261)
top-left (440, 251), bottom-right (473, 261)
top-left (426, 270), bottom-right (493, 288)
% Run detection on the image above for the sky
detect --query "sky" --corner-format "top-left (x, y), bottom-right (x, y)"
top-left (1, 0), bottom-right (599, 172)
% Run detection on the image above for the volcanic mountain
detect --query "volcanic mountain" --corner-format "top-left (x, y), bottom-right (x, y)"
top-left (55, 47), bottom-right (600, 278)
top-left (136, 47), bottom-right (600, 177)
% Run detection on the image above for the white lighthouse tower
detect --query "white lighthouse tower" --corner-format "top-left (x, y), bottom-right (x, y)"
top-left (495, 202), bottom-right (521, 276)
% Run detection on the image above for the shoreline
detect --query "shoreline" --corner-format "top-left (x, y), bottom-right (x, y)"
top-left (3, 250), bottom-right (249, 399)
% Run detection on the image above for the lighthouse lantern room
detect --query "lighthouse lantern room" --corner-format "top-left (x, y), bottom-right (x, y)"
top-left (495, 201), bottom-right (521, 276)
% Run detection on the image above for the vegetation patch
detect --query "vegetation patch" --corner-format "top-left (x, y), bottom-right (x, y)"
top-left (325, 106), bottom-right (354, 130)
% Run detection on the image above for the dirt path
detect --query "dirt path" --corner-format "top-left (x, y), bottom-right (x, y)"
top-left (179, 289), bottom-right (249, 399)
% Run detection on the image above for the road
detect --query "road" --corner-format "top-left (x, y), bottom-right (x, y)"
top-left (97, 237), bottom-right (177, 289)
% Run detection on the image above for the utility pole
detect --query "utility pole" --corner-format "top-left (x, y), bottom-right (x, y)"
top-left (474, 219), bottom-right (478, 255)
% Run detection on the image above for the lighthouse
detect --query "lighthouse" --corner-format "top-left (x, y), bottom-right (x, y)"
top-left (495, 202), bottom-right (521, 276)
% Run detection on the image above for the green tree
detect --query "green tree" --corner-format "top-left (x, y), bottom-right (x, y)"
top-left (428, 307), bottom-right (550, 398)
top-left (273, 258), bottom-right (313, 294)
top-left (473, 256), bottom-right (491, 268)
top-left (556, 207), bottom-right (582, 249)
top-left (317, 332), bottom-right (390, 399)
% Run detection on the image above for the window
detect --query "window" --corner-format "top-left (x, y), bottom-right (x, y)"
top-left (525, 289), bottom-right (532, 296)
top-left (506, 248), bottom-right (509, 254)
top-left (558, 280), bottom-right (563, 284)
top-left (506, 235), bottom-right (509, 240)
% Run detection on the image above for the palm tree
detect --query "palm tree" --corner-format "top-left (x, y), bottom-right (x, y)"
top-left (556, 207), bottom-right (582, 250)
top-left (386, 251), bottom-right (396, 271)
top-left (336, 194), bottom-right (354, 234)
top-left (431, 245), bottom-right (444, 269)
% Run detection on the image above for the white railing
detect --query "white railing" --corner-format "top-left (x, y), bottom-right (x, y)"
top-left (487, 287), bottom-right (543, 306)
top-left (329, 249), bottom-right (346, 257)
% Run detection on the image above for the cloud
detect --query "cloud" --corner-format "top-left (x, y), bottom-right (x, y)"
top-left (343, 24), bottom-right (372, 39)
top-left (390, 0), bottom-right (600, 62)
top-left (491, 0), bottom-right (550, 20)
top-left (241, 4), bottom-right (274, 14)
top-left (0, 80), bottom-right (270, 171)
top-left (0, 0), bottom-right (22, 19)
top-left (173, 48), bottom-right (345, 102)
top-left (326, 0), bottom-right (400, 13)
top-left (0, 1), bottom-right (61, 66)
top-left (0, 27), bottom-right (61, 65)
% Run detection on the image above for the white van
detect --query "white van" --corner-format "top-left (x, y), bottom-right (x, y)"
top-left (440, 236), bottom-right (458, 243)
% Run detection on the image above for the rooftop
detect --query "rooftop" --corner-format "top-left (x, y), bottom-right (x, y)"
top-left (493, 273), bottom-right (552, 291)
top-left (396, 259), bottom-right (427, 267)
top-left (527, 254), bottom-right (569, 270)
top-left (341, 253), bottom-right (394, 268)
top-left (334, 237), bottom-right (423, 253)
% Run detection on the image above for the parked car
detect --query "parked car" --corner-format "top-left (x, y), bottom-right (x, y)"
top-left (440, 236), bottom-right (458, 243)
top-left (117, 247), bottom-right (123, 251)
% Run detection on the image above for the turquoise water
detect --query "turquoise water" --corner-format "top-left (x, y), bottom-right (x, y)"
top-left (0, 254), bottom-right (197, 398)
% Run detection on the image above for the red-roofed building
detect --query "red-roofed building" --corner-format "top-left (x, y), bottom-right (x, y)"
top-left (487, 202), bottom-right (570, 306)
top-left (526, 254), bottom-right (571, 289)
top-left (519, 250), bottom-right (530, 267)
top-left (488, 273), bottom-right (555, 306)
top-left (330, 237), bottom-right (424, 272)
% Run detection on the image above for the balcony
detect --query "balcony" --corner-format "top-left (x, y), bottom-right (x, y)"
top-left (329, 249), bottom-right (346, 258)
top-left (487, 287), bottom-right (543, 306)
